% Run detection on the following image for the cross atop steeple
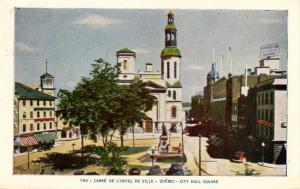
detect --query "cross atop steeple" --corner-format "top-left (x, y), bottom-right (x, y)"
top-left (45, 59), bottom-right (48, 73)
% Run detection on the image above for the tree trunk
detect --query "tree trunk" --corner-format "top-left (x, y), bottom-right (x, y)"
top-left (120, 133), bottom-right (124, 148)
top-left (81, 135), bottom-right (84, 163)
top-left (101, 134), bottom-right (106, 147)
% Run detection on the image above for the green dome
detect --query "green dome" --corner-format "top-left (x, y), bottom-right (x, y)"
top-left (161, 47), bottom-right (181, 58)
top-left (117, 47), bottom-right (135, 54)
top-left (165, 23), bottom-right (176, 30)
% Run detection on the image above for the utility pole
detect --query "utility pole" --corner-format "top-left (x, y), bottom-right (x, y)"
top-left (199, 134), bottom-right (201, 176)
top-left (229, 46), bottom-right (232, 74)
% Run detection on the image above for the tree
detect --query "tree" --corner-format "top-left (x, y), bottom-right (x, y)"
top-left (116, 79), bottom-right (155, 147)
top-left (57, 58), bottom-right (155, 150)
top-left (56, 58), bottom-right (121, 155)
top-left (96, 142), bottom-right (127, 175)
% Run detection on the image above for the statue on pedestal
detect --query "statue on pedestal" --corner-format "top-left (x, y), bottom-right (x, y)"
top-left (158, 124), bottom-right (169, 153)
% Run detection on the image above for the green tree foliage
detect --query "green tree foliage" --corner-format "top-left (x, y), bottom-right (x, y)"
top-left (56, 58), bottom-right (155, 151)
top-left (96, 142), bottom-right (127, 175)
top-left (56, 58), bottom-right (120, 152)
top-left (116, 78), bottom-right (155, 147)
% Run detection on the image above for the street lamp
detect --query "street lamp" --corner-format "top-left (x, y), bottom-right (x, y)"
top-left (151, 146), bottom-right (155, 166)
top-left (261, 142), bottom-right (265, 166)
top-left (198, 134), bottom-right (202, 176)
top-left (27, 146), bottom-right (32, 171)
top-left (72, 143), bottom-right (75, 153)
top-left (181, 122), bottom-right (184, 163)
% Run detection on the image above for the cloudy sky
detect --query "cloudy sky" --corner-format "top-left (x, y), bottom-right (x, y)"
top-left (15, 9), bottom-right (287, 101)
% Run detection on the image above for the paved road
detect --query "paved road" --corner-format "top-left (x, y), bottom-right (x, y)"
top-left (184, 135), bottom-right (286, 176)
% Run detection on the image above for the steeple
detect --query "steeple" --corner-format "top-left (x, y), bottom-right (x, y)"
top-left (40, 59), bottom-right (55, 96)
top-left (161, 10), bottom-right (181, 58)
top-left (165, 10), bottom-right (177, 47)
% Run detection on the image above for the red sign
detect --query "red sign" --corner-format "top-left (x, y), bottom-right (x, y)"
top-left (256, 119), bottom-right (273, 127)
top-left (34, 118), bottom-right (55, 122)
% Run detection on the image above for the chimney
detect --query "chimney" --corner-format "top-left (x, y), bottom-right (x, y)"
top-left (145, 63), bottom-right (153, 72)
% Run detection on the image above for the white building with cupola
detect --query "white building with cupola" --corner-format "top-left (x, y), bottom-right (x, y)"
top-left (116, 10), bottom-right (185, 134)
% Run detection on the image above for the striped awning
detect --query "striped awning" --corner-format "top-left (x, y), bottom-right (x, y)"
top-left (17, 136), bottom-right (38, 147)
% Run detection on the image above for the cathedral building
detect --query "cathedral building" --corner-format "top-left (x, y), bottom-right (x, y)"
top-left (116, 10), bottom-right (185, 134)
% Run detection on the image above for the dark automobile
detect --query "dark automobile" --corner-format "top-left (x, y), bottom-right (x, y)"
top-left (128, 167), bottom-right (141, 175)
top-left (166, 164), bottom-right (185, 176)
top-left (146, 165), bottom-right (164, 176)
top-left (231, 151), bottom-right (247, 163)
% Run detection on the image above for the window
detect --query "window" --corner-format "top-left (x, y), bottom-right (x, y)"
top-left (262, 110), bottom-right (265, 120)
top-left (261, 93), bottom-right (264, 105)
top-left (257, 110), bottom-right (260, 119)
top-left (270, 110), bottom-right (274, 123)
top-left (124, 60), bottom-right (127, 70)
top-left (30, 100), bottom-right (33, 106)
top-left (30, 124), bottom-right (34, 131)
top-left (37, 123), bottom-right (40, 130)
top-left (270, 92), bottom-right (274, 105)
top-left (50, 122), bottom-right (52, 129)
top-left (30, 111), bottom-right (33, 118)
top-left (23, 112), bottom-right (26, 119)
top-left (50, 111), bottom-right (52, 117)
top-left (43, 78), bottom-right (53, 86)
top-left (265, 93), bottom-right (269, 104)
top-left (44, 123), bottom-right (46, 130)
top-left (173, 91), bottom-right (176, 100)
top-left (171, 106), bottom-right (177, 118)
top-left (43, 111), bottom-right (46, 118)
top-left (22, 124), bottom-right (26, 132)
top-left (37, 100), bottom-right (39, 106)
top-left (258, 94), bottom-right (260, 105)
top-left (50, 100), bottom-right (52, 106)
top-left (266, 110), bottom-right (269, 121)
top-left (168, 91), bottom-right (171, 97)
top-left (167, 62), bottom-right (170, 79)
top-left (174, 62), bottom-right (177, 78)
top-left (37, 111), bottom-right (40, 118)
top-left (43, 100), bottom-right (46, 106)
top-left (23, 100), bottom-right (26, 106)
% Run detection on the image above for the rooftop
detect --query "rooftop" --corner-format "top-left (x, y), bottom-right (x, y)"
top-left (161, 47), bottom-right (181, 58)
top-left (15, 82), bottom-right (55, 99)
top-left (117, 47), bottom-right (135, 54)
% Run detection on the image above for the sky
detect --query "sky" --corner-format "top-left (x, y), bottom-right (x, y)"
top-left (15, 9), bottom-right (287, 102)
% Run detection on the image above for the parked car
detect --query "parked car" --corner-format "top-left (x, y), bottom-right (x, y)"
top-left (166, 164), bottom-right (191, 176)
top-left (231, 151), bottom-right (247, 163)
top-left (146, 165), bottom-right (164, 176)
top-left (128, 167), bottom-right (141, 175)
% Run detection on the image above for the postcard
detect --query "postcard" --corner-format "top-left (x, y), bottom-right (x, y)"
top-left (0, 0), bottom-right (300, 189)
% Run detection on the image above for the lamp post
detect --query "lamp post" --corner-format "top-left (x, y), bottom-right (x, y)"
top-left (151, 146), bottom-right (155, 166)
top-left (72, 143), bottom-right (75, 153)
top-left (27, 146), bottom-right (32, 171)
top-left (261, 142), bottom-right (265, 166)
top-left (198, 134), bottom-right (202, 176)
top-left (181, 122), bottom-right (184, 163)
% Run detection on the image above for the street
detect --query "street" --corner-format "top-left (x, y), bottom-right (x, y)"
top-left (184, 135), bottom-right (286, 176)
top-left (13, 134), bottom-right (286, 176)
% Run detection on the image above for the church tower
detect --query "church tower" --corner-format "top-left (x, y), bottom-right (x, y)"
top-left (40, 60), bottom-right (55, 96)
top-left (161, 10), bottom-right (181, 84)
top-left (116, 47), bottom-right (136, 81)
top-left (161, 10), bottom-right (184, 130)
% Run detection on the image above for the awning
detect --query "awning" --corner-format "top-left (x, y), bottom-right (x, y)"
top-left (34, 132), bottom-right (57, 142)
top-left (17, 136), bottom-right (38, 147)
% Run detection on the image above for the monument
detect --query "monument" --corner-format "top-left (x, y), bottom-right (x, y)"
top-left (158, 124), bottom-right (169, 153)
